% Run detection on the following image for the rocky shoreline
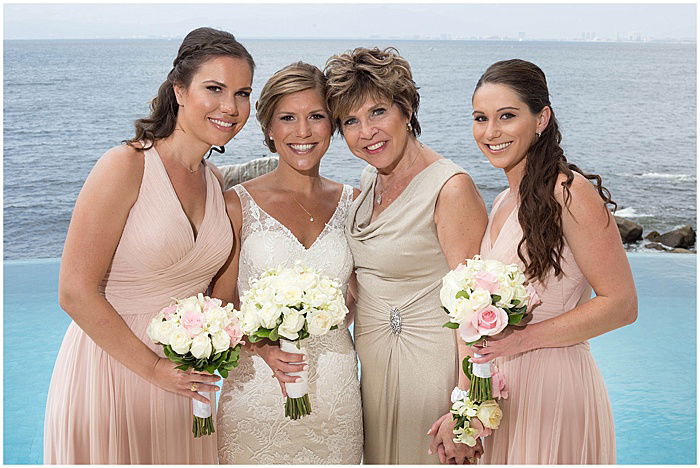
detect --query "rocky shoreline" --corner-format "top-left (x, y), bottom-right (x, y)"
top-left (615, 217), bottom-right (696, 254)
top-left (219, 158), bottom-right (696, 254)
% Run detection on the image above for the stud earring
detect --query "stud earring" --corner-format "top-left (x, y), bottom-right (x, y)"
top-left (406, 122), bottom-right (413, 132)
top-left (536, 132), bottom-right (541, 138)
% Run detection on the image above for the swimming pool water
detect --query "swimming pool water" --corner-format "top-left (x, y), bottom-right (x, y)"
top-left (3, 253), bottom-right (696, 464)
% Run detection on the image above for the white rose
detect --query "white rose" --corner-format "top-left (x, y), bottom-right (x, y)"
top-left (240, 303), bottom-right (261, 335)
top-left (258, 303), bottom-right (283, 329)
top-left (440, 271), bottom-right (464, 312)
top-left (211, 329), bottom-right (231, 354)
top-left (450, 297), bottom-right (475, 323)
top-left (307, 309), bottom-right (334, 336)
top-left (155, 320), bottom-right (175, 345)
top-left (305, 288), bottom-right (330, 308)
top-left (204, 306), bottom-right (227, 333)
top-left (328, 300), bottom-right (348, 325)
top-left (147, 314), bottom-right (165, 343)
top-left (277, 283), bottom-right (304, 307)
top-left (190, 333), bottom-right (213, 359)
top-left (512, 284), bottom-right (529, 307)
top-left (483, 259), bottom-right (507, 277)
top-left (469, 288), bottom-right (492, 311)
top-left (169, 326), bottom-right (192, 355)
top-left (277, 309), bottom-right (306, 340)
top-left (178, 296), bottom-right (202, 316)
top-left (296, 270), bottom-right (318, 291)
top-left (495, 283), bottom-right (515, 308)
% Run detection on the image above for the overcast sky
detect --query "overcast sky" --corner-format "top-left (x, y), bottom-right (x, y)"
top-left (3, 2), bottom-right (696, 42)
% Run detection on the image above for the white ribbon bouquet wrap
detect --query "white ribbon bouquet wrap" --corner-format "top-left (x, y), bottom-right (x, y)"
top-left (239, 262), bottom-right (348, 419)
top-left (440, 255), bottom-right (541, 444)
top-left (147, 293), bottom-right (245, 437)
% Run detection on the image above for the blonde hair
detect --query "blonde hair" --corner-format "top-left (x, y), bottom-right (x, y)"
top-left (324, 47), bottom-right (421, 137)
top-left (255, 62), bottom-right (331, 152)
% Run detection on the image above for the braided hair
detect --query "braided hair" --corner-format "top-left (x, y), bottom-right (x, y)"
top-left (126, 27), bottom-right (254, 150)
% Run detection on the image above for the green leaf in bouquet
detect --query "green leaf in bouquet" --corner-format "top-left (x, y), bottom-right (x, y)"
top-left (175, 364), bottom-right (190, 371)
top-left (254, 328), bottom-right (272, 338)
top-left (462, 356), bottom-right (473, 378)
top-left (219, 368), bottom-right (229, 379)
top-left (456, 290), bottom-right (470, 300)
top-left (330, 325), bottom-right (338, 331)
top-left (205, 363), bottom-right (217, 374)
top-left (508, 313), bottom-right (525, 325)
top-left (491, 294), bottom-right (501, 303)
top-left (443, 321), bottom-right (460, 329)
top-left (268, 327), bottom-right (279, 342)
top-left (442, 306), bottom-right (450, 315)
top-left (247, 334), bottom-right (264, 343)
top-left (512, 299), bottom-right (521, 307)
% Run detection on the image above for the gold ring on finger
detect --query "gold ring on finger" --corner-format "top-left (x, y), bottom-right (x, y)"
top-left (190, 382), bottom-right (199, 392)
top-left (482, 339), bottom-right (488, 348)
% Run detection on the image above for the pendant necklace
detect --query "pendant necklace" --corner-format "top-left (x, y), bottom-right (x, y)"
top-left (292, 196), bottom-right (315, 222)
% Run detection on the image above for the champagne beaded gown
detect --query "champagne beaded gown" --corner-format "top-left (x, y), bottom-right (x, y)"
top-left (43, 146), bottom-right (233, 463)
top-left (345, 159), bottom-right (466, 464)
top-left (216, 184), bottom-right (363, 464)
top-left (480, 189), bottom-right (616, 464)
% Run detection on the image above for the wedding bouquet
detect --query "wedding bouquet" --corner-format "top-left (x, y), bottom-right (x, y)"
top-left (239, 262), bottom-right (348, 419)
top-left (147, 293), bottom-right (244, 437)
top-left (440, 255), bottom-right (540, 444)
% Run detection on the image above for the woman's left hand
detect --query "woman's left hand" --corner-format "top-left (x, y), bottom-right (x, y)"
top-left (466, 326), bottom-right (532, 364)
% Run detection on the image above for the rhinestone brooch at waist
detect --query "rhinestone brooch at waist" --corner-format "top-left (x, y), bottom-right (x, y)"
top-left (389, 306), bottom-right (402, 334)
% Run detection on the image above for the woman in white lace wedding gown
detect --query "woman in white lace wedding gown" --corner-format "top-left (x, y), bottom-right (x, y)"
top-left (211, 63), bottom-right (363, 464)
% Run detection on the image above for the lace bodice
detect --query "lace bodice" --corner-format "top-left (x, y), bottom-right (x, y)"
top-left (235, 184), bottom-right (354, 298)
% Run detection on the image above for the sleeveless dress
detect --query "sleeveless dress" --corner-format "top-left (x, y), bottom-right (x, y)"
top-left (345, 159), bottom-right (466, 464)
top-left (480, 189), bottom-right (616, 464)
top-left (43, 146), bottom-right (233, 464)
top-left (217, 184), bottom-right (363, 464)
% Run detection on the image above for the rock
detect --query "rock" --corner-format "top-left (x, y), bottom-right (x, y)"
top-left (645, 231), bottom-right (661, 242)
top-left (614, 216), bottom-right (643, 243)
top-left (220, 156), bottom-right (279, 189)
top-left (658, 225), bottom-right (696, 249)
top-left (671, 248), bottom-right (695, 254)
top-left (645, 242), bottom-right (668, 251)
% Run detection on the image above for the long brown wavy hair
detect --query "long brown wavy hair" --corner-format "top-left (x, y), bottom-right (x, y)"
top-left (125, 27), bottom-right (255, 151)
top-left (474, 59), bottom-right (616, 283)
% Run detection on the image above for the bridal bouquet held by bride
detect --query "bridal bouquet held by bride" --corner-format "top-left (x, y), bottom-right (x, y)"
top-left (147, 294), bottom-right (245, 437)
top-left (441, 255), bottom-right (540, 446)
top-left (239, 262), bottom-right (349, 419)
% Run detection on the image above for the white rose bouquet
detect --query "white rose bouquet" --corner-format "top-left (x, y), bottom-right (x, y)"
top-left (440, 255), bottom-right (540, 445)
top-left (239, 263), bottom-right (348, 419)
top-left (147, 293), bottom-right (244, 437)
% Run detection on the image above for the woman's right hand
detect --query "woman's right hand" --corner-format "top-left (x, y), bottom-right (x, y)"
top-left (149, 358), bottom-right (221, 404)
top-left (255, 342), bottom-right (307, 397)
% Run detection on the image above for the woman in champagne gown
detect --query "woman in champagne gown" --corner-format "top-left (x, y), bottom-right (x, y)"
top-left (43, 28), bottom-right (254, 463)
top-left (213, 63), bottom-right (363, 464)
top-left (325, 47), bottom-right (488, 464)
top-left (464, 59), bottom-right (637, 464)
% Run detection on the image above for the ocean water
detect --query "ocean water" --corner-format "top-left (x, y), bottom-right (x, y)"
top-left (3, 39), bottom-right (696, 260)
top-left (3, 253), bottom-right (695, 464)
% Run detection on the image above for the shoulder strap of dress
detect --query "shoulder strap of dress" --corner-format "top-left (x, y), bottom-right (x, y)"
top-left (415, 159), bottom-right (468, 201)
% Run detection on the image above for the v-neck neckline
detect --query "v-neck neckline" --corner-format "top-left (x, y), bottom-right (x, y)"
top-left (151, 146), bottom-right (210, 244)
top-left (240, 185), bottom-right (346, 251)
top-left (488, 189), bottom-right (518, 250)
top-left (366, 158), bottom-right (443, 225)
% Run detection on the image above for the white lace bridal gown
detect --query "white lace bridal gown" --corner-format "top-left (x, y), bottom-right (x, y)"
top-left (217, 184), bottom-right (363, 464)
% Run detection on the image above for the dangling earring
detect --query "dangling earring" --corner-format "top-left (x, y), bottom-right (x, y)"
top-left (536, 131), bottom-right (541, 138)
top-left (406, 122), bottom-right (413, 133)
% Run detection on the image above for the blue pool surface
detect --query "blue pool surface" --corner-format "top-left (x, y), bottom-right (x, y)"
top-left (3, 253), bottom-right (697, 464)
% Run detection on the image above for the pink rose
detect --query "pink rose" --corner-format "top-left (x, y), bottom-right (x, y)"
top-left (472, 305), bottom-right (508, 337)
top-left (225, 319), bottom-right (244, 347)
top-left (475, 271), bottom-right (499, 294)
top-left (203, 297), bottom-right (222, 313)
top-left (160, 304), bottom-right (177, 320)
top-left (470, 417), bottom-right (493, 438)
top-left (181, 308), bottom-right (205, 338)
top-left (459, 319), bottom-right (482, 343)
top-left (525, 284), bottom-right (541, 311)
top-left (491, 370), bottom-right (508, 399)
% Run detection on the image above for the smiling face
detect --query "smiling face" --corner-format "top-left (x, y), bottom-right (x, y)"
top-left (267, 88), bottom-right (332, 171)
top-left (174, 55), bottom-right (253, 148)
top-left (472, 83), bottom-right (549, 174)
top-left (339, 95), bottom-right (411, 171)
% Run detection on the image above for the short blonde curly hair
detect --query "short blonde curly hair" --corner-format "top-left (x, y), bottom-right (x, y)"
top-left (324, 47), bottom-right (421, 137)
top-left (256, 62), bottom-right (332, 153)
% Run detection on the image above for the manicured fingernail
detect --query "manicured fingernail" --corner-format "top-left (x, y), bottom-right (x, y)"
top-left (295, 377), bottom-right (300, 382)
top-left (428, 449), bottom-right (432, 455)
top-left (302, 365), bottom-right (309, 371)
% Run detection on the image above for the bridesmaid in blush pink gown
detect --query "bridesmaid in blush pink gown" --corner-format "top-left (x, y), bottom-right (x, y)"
top-left (43, 28), bottom-right (254, 463)
top-left (463, 60), bottom-right (637, 464)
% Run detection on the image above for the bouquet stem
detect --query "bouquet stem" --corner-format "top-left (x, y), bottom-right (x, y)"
top-left (285, 394), bottom-right (312, 419)
top-left (468, 353), bottom-right (493, 402)
top-left (192, 416), bottom-right (215, 437)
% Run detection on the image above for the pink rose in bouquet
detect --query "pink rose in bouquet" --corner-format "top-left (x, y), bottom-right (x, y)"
top-left (491, 370), bottom-right (508, 399)
top-left (459, 305), bottom-right (509, 342)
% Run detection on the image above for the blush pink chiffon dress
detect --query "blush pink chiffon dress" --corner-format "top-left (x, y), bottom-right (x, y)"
top-left (479, 189), bottom-right (616, 464)
top-left (43, 146), bottom-right (233, 464)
